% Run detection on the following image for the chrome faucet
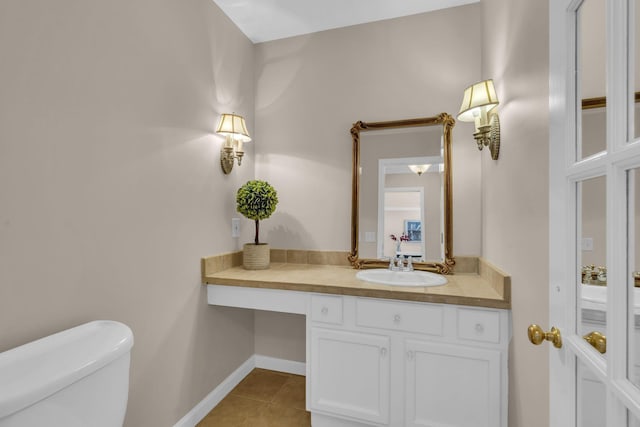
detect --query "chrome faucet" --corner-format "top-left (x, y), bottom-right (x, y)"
top-left (597, 266), bottom-right (607, 284)
top-left (582, 265), bottom-right (607, 285)
top-left (388, 256), bottom-right (413, 272)
top-left (405, 256), bottom-right (414, 272)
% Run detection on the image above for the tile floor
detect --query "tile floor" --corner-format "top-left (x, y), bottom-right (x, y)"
top-left (197, 368), bottom-right (311, 427)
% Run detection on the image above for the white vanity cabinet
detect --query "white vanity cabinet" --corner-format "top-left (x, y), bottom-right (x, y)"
top-left (308, 295), bottom-right (510, 427)
top-left (205, 283), bottom-right (510, 427)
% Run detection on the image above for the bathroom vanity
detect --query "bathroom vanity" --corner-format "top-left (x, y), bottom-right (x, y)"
top-left (203, 256), bottom-right (511, 427)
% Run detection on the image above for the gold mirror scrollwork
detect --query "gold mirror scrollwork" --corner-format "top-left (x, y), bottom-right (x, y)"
top-left (349, 113), bottom-right (456, 274)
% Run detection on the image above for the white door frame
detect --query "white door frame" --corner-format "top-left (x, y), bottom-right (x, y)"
top-left (378, 186), bottom-right (425, 259)
top-left (377, 156), bottom-right (440, 259)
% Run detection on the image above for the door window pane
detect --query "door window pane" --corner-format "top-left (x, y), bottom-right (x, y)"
top-left (628, 168), bottom-right (640, 387)
top-left (578, 0), bottom-right (607, 159)
top-left (579, 176), bottom-right (608, 359)
top-left (577, 358), bottom-right (606, 427)
top-left (633, 0), bottom-right (640, 140)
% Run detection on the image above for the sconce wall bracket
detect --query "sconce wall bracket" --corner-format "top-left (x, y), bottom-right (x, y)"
top-left (473, 113), bottom-right (501, 160)
top-left (221, 147), bottom-right (235, 174)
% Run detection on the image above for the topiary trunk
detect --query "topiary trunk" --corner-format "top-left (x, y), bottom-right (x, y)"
top-left (254, 219), bottom-right (260, 245)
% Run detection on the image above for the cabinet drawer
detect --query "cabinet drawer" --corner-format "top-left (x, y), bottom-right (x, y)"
top-left (457, 308), bottom-right (500, 343)
top-left (356, 298), bottom-right (443, 336)
top-left (311, 295), bottom-right (343, 324)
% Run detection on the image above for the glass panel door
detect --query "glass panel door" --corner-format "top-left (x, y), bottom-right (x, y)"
top-left (550, 0), bottom-right (640, 425)
top-left (554, 0), bottom-right (640, 424)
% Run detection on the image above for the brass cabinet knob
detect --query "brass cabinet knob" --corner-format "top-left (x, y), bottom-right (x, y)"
top-left (528, 324), bottom-right (563, 349)
top-left (583, 331), bottom-right (607, 354)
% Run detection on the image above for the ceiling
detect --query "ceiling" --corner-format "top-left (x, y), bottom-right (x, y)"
top-left (212, 0), bottom-right (480, 43)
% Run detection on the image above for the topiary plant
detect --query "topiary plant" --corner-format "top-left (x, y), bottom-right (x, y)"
top-left (236, 180), bottom-right (278, 245)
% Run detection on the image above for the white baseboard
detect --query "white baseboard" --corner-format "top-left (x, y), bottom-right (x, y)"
top-left (173, 354), bottom-right (306, 427)
top-left (254, 354), bottom-right (306, 376)
top-left (311, 412), bottom-right (372, 427)
top-left (172, 356), bottom-right (254, 427)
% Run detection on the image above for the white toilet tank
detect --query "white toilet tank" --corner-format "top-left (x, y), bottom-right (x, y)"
top-left (0, 320), bottom-right (134, 427)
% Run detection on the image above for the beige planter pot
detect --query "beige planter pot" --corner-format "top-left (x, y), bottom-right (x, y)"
top-left (243, 243), bottom-right (270, 270)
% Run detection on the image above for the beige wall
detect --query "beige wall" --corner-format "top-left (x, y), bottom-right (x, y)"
top-left (254, 311), bottom-right (306, 362)
top-left (0, 1), bottom-right (256, 425)
top-left (251, 4), bottom-right (484, 367)
top-left (480, 0), bottom-right (550, 426)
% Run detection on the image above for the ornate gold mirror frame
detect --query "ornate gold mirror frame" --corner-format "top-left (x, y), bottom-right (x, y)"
top-left (349, 113), bottom-right (456, 274)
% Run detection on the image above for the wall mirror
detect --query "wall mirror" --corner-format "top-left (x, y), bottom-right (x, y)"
top-left (349, 113), bottom-right (455, 274)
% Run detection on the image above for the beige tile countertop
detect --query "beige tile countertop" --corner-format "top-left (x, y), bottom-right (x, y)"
top-left (202, 251), bottom-right (511, 310)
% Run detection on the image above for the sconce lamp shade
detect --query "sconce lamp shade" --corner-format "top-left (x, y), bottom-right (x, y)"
top-left (216, 113), bottom-right (252, 142)
top-left (457, 79), bottom-right (499, 122)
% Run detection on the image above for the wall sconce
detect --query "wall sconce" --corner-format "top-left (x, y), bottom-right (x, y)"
top-left (457, 79), bottom-right (501, 160)
top-left (216, 113), bottom-right (251, 174)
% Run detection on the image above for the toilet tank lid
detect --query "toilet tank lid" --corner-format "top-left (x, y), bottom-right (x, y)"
top-left (0, 320), bottom-right (134, 419)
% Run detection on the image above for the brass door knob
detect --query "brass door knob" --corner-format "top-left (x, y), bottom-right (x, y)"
top-left (528, 324), bottom-right (563, 348)
top-left (583, 331), bottom-right (607, 354)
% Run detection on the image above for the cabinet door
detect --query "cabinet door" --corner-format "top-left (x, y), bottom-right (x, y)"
top-left (405, 340), bottom-right (501, 427)
top-left (310, 328), bottom-right (390, 425)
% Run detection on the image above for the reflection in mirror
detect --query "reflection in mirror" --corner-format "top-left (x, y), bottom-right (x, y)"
top-left (578, 0), bottom-right (606, 159)
top-left (578, 175), bottom-right (607, 358)
top-left (583, 93), bottom-right (640, 148)
top-left (382, 189), bottom-right (425, 259)
top-left (628, 167), bottom-right (640, 389)
top-left (350, 114), bottom-right (454, 274)
top-left (377, 156), bottom-right (443, 262)
top-left (633, 93), bottom-right (640, 141)
top-left (581, 100), bottom-right (606, 158)
top-left (635, 0), bottom-right (640, 140)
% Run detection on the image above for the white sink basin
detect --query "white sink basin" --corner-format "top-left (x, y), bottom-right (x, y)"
top-left (581, 284), bottom-right (640, 313)
top-left (356, 269), bottom-right (447, 287)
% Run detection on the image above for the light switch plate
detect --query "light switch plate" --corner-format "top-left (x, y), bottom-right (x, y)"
top-left (581, 237), bottom-right (593, 251)
top-left (232, 218), bottom-right (240, 238)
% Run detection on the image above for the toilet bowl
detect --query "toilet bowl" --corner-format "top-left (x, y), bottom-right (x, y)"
top-left (0, 320), bottom-right (134, 427)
